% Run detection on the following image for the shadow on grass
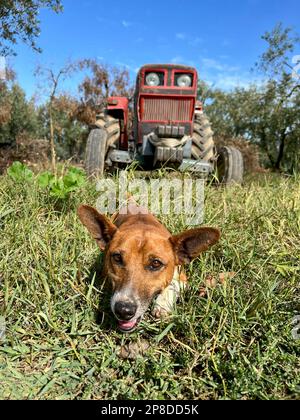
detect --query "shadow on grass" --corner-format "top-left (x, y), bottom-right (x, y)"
top-left (86, 253), bottom-right (117, 333)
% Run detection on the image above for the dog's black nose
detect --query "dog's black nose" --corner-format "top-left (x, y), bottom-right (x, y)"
top-left (114, 301), bottom-right (137, 320)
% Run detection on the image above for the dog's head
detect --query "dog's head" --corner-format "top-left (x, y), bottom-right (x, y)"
top-left (78, 205), bottom-right (220, 332)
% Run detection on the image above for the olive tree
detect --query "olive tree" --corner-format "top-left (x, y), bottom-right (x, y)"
top-left (206, 24), bottom-right (300, 172)
top-left (0, 0), bottom-right (62, 56)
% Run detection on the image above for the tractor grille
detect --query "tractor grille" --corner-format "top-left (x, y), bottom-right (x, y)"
top-left (142, 97), bottom-right (193, 122)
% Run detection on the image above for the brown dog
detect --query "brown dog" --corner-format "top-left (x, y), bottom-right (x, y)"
top-left (78, 201), bottom-right (220, 333)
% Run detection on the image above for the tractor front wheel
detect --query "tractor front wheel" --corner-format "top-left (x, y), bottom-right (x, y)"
top-left (216, 146), bottom-right (244, 184)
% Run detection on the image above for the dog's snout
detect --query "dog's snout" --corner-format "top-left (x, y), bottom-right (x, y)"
top-left (114, 301), bottom-right (137, 320)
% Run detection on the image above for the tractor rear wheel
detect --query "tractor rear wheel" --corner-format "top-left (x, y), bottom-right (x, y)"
top-left (216, 146), bottom-right (244, 184)
top-left (85, 128), bottom-right (107, 176)
top-left (94, 113), bottom-right (120, 150)
top-left (85, 113), bottom-right (121, 176)
top-left (191, 113), bottom-right (216, 164)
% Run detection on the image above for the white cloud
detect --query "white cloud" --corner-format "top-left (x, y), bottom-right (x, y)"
top-left (216, 75), bottom-right (251, 90)
top-left (219, 54), bottom-right (230, 60)
top-left (222, 39), bottom-right (231, 47)
top-left (122, 20), bottom-right (132, 28)
top-left (202, 58), bottom-right (240, 72)
top-left (202, 58), bottom-right (224, 71)
top-left (199, 56), bottom-right (265, 90)
top-left (206, 72), bottom-right (265, 91)
top-left (176, 33), bottom-right (187, 40)
top-left (171, 56), bottom-right (185, 64)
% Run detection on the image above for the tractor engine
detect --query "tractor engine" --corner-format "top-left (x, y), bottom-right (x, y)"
top-left (134, 64), bottom-right (200, 169)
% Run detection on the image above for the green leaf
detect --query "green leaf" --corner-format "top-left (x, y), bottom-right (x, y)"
top-left (64, 168), bottom-right (86, 189)
top-left (50, 179), bottom-right (69, 199)
top-left (37, 167), bottom-right (86, 201)
top-left (37, 172), bottom-right (55, 188)
top-left (7, 161), bottom-right (33, 182)
top-left (63, 172), bottom-right (77, 188)
top-left (67, 167), bottom-right (85, 177)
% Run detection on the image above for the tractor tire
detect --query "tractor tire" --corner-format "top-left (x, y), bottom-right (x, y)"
top-left (85, 114), bottom-right (121, 176)
top-left (85, 128), bottom-right (107, 176)
top-left (191, 113), bottom-right (216, 163)
top-left (94, 113), bottom-right (120, 150)
top-left (216, 146), bottom-right (244, 184)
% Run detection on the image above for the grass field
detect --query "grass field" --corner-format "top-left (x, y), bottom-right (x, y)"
top-left (0, 169), bottom-right (299, 400)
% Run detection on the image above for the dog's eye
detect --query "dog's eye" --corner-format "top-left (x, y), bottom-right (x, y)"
top-left (149, 259), bottom-right (164, 271)
top-left (112, 253), bottom-right (123, 265)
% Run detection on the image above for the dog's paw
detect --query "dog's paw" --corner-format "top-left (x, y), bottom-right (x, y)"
top-left (152, 307), bottom-right (171, 320)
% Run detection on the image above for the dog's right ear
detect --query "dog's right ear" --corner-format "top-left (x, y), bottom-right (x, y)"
top-left (77, 205), bottom-right (117, 251)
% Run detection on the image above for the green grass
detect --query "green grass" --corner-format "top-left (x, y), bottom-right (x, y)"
top-left (0, 170), bottom-right (299, 400)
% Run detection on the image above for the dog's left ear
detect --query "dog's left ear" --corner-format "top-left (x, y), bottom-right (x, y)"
top-left (170, 227), bottom-right (221, 265)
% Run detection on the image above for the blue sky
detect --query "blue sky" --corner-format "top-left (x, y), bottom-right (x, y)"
top-left (9, 0), bottom-right (300, 98)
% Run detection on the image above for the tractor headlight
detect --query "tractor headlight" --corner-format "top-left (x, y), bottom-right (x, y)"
top-left (145, 72), bottom-right (161, 87)
top-left (176, 74), bottom-right (192, 87)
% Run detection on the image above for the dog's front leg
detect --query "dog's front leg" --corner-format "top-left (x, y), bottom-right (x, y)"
top-left (152, 268), bottom-right (187, 319)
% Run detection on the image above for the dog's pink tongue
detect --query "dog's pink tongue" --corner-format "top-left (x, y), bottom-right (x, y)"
top-left (118, 320), bottom-right (137, 330)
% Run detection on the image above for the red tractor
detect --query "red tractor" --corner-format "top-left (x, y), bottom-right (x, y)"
top-left (85, 64), bottom-right (244, 183)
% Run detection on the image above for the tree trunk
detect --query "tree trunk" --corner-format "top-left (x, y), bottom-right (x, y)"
top-left (275, 132), bottom-right (287, 171)
top-left (49, 103), bottom-right (57, 174)
top-left (260, 129), bottom-right (275, 168)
